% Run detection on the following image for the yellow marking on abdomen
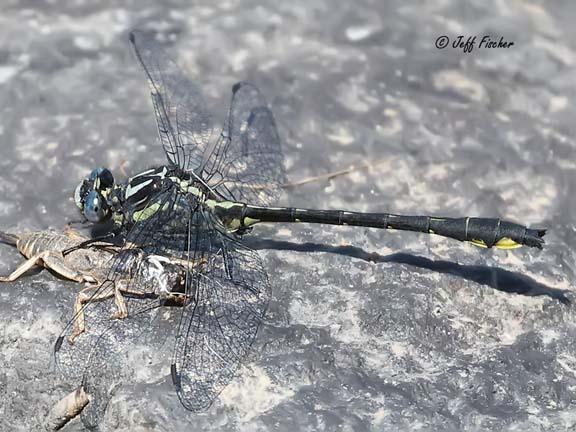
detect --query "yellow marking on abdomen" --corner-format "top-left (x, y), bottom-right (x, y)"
top-left (494, 237), bottom-right (521, 250)
top-left (469, 239), bottom-right (488, 248)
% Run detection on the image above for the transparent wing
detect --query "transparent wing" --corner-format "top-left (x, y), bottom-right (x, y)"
top-left (55, 183), bottom-right (269, 416)
top-left (129, 30), bottom-right (214, 172)
top-left (54, 184), bottom-right (192, 426)
top-left (172, 208), bottom-right (271, 410)
top-left (202, 82), bottom-right (286, 206)
top-left (130, 31), bottom-right (285, 205)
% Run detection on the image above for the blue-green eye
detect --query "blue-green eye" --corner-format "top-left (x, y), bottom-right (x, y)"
top-left (84, 190), bottom-right (110, 223)
top-left (89, 167), bottom-right (115, 191)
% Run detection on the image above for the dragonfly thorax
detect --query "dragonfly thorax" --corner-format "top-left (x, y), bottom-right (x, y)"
top-left (123, 166), bottom-right (172, 211)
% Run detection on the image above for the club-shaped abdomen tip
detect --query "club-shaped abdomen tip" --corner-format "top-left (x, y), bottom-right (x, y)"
top-left (526, 227), bottom-right (546, 249)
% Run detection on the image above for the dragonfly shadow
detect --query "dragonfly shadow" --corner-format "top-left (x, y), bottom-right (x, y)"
top-left (246, 238), bottom-right (571, 305)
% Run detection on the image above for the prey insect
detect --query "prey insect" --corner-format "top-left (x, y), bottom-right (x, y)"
top-left (0, 227), bottom-right (196, 429)
top-left (0, 227), bottom-right (190, 341)
top-left (0, 227), bottom-right (115, 285)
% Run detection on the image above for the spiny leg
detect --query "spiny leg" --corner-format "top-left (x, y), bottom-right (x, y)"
top-left (0, 252), bottom-right (51, 282)
top-left (110, 281), bottom-right (158, 319)
top-left (62, 232), bottom-right (117, 257)
top-left (0, 250), bottom-right (97, 284)
top-left (69, 283), bottom-right (118, 343)
top-left (69, 281), bottom-right (157, 343)
top-left (110, 280), bottom-right (129, 320)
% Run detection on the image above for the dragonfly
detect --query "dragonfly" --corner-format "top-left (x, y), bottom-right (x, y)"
top-left (62, 30), bottom-right (547, 416)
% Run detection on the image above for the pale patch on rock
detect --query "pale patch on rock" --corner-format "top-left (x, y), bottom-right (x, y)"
top-left (521, 3), bottom-right (561, 38)
top-left (3, 311), bottom-right (61, 342)
top-left (371, 407), bottom-right (390, 426)
top-left (495, 251), bottom-right (529, 269)
top-left (27, 9), bottom-right (129, 45)
top-left (372, 156), bottom-right (411, 193)
top-left (388, 341), bottom-right (411, 358)
top-left (495, 111), bottom-right (511, 122)
top-left (220, 365), bottom-right (294, 421)
top-left (498, 314), bottom-right (528, 345)
top-left (400, 181), bottom-right (461, 214)
top-left (345, 169), bottom-right (368, 185)
top-left (533, 36), bottom-right (576, 66)
top-left (375, 108), bottom-right (403, 137)
top-left (326, 125), bottom-right (355, 146)
top-left (335, 79), bottom-right (379, 113)
top-left (382, 45), bottom-right (406, 59)
top-left (556, 353), bottom-right (576, 376)
top-left (288, 283), bottom-right (365, 346)
top-left (0, 66), bottom-right (18, 84)
top-left (432, 70), bottom-right (488, 103)
top-left (396, 98), bottom-right (423, 122)
top-left (74, 35), bottom-right (99, 51)
top-left (432, 16), bottom-right (464, 34)
top-left (548, 95), bottom-right (568, 113)
top-left (231, 49), bottom-right (249, 72)
top-left (276, 228), bottom-right (293, 237)
top-left (540, 329), bottom-right (560, 345)
top-left (126, 344), bottom-right (169, 383)
top-left (424, 162), bottom-right (451, 181)
top-left (345, 25), bottom-right (380, 42)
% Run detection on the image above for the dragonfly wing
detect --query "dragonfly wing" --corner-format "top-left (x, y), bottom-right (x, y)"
top-left (172, 208), bottom-right (271, 410)
top-left (129, 30), bottom-right (214, 173)
top-left (54, 184), bottom-right (193, 425)
top-left (203, 82), bottom-right (286, 206)
top-left (130, 31), bottom-right (285, 205)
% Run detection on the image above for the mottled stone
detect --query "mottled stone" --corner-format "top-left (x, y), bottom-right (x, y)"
top-left (0, 0), bottom-right (574, 431)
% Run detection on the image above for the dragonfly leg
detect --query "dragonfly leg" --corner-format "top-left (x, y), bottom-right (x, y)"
top-left (62, 232), bottom-right (117, 256)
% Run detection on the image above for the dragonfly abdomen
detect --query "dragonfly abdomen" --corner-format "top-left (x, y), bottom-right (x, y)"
top-left (231, 205), bottom-right (546, 249)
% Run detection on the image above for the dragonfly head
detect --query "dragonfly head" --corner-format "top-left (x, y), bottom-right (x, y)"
top-left (74, 167), bottom-right (115, 223)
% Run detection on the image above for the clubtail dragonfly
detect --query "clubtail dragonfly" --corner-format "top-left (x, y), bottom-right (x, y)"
top-left (64, 30), bottom-right (547, 415)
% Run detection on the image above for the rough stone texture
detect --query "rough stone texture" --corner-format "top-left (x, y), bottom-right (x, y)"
top-left (0, 1), bottom-right (575, 431)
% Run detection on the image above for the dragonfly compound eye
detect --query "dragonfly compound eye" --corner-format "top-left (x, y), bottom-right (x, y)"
top-left (74, 179), bottom-right (90, 210)
top-left (84, 190), bottom-right (111, 223)
top-left (89, 167), bottom-right (115, 191)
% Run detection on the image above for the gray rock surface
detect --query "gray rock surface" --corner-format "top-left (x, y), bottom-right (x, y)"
top-left (0, 0), bottom-right (575, 431)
